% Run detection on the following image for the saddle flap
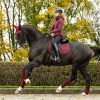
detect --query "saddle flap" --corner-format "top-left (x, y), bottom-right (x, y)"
top-left (48, 41), bottom-right (70, 55)
top-left (59, 43), bottom-right (70, 54)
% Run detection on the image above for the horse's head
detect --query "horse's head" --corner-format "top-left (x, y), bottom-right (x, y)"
top-left (14, 24), bottom-right (44, 47)
top-left (13, 25), bottom-right (27, 46)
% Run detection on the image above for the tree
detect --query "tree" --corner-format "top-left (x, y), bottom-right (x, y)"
top-left (0, 8), bottom-right (11, 61)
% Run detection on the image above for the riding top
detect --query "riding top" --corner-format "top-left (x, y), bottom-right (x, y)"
top-left (49, 15), bottom-right (64, 36)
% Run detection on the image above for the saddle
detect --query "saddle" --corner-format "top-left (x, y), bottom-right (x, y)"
top-left (48, 39), bottom-right (70, 55)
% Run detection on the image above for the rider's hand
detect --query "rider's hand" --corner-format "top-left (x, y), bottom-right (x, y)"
top-left (48, 30), bottom-right (54, 37)
top-left (50, 33), bottom-right (54, 37)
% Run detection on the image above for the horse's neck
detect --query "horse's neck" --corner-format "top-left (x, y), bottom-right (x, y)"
top-left (28, 41), bottom-right (35, 48)
top-left (27, 33), bottom-right (44, 48)
top-left (27, 27), bottom-right (43, 46)
top-left (32, 30), bottom-right (43, 38)
top-left (30, 26), bottom-right (43, 39)
top-left (28, 37), bottom-right (46, 48)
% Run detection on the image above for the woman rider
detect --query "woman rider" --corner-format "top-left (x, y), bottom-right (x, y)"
top-left (48, 8), bottom-right (64, 62)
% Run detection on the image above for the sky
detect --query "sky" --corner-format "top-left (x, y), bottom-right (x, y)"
top-left (89, 0), bottom-right (100, 10)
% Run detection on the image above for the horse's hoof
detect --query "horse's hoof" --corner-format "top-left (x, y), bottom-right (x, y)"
top-left (25, 79), bottom-right (31, 84)
top-left (90, 88), bottom-right (92, 92)
top-left (55, 86), bottom-right (62, 93)
top-left (80, 92), bottom-right (87, 96)
top-left (15, 87), bottom-right (23, 94)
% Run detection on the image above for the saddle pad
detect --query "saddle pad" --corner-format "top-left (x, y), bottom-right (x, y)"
top-left (59, 43), bottom-right (70, 54)
top-left (48, 41), bottom-right (70, 55)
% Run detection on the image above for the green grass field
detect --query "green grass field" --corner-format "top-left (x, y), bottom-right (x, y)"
top-left (0, 86), bottom-right (100, 89)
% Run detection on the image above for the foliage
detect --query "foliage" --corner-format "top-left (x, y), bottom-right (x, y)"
top-left (0, 62), bottom-right (100, 86)
top-left (67, 18), bottom-right (95, 42)
top-left (0, 42), bottom-right (14, 61)
top-left (12, 48), bottom-right (28, 61)
top-left (0, 9), bottom-right (8, 30)
top-left (0, 9), bottom-right (10, 61)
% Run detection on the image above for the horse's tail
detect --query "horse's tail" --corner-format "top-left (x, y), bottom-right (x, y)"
top-left (90, 46), bottom-right (100, 59)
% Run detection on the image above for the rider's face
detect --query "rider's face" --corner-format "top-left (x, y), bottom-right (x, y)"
top-left (54, 12), bottom-right (60, 17)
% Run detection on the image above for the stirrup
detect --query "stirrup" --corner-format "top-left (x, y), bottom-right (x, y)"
top-left (49, 56), bottom-right (56, 61)
top-left (55, 57), bottom-right (61, 62)
top-left (50, 56), bottom-right (61, 62)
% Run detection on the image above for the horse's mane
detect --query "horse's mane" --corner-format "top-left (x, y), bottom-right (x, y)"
top-left (22, 24), bottom-right (43, 35)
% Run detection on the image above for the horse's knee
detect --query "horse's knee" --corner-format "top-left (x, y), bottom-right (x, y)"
top-left (70, 76), bottom-right (77, 82)
top-left (24, 65), bottom-right (31, 77)
top-left (85, 75), bottom-right (91, 84)
top-left (25, 62), bottom-right (33, 70)
top-left (81, 71), bottom-right (91, 84)
top-left (25, 65), bottom-right (29, 70)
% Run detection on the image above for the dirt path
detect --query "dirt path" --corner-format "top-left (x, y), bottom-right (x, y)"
top-left (0, 94), bottom-right (100, 100)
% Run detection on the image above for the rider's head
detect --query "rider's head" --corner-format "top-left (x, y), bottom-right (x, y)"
top-left (54, 8), bottom-right (63, 17)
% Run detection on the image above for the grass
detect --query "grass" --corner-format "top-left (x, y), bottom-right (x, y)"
top-left (0, 86), bottom-right (100, 89)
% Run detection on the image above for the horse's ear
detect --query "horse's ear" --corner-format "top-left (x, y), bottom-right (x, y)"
top-left (13, 24), bottom-right (17, 28)
top-left (19, 24), bottom-right (22, 30)
top-left (13, 24), bottom-right (22, 30)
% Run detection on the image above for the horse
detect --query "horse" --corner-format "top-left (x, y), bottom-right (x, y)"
top-left (13, 24), bottom-right (100, 95)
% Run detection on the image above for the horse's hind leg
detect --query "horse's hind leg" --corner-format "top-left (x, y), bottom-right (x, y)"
top-left (56, 63), bottom-right (79, 93)
top-left (79, 61), bottom-right (91, 95)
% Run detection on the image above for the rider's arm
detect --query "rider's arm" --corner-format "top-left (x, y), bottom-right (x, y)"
top-left (52, 18), bottom-right (64, 33)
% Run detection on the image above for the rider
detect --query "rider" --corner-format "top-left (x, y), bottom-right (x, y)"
top-left (48, 8), bottom-right (64, 62)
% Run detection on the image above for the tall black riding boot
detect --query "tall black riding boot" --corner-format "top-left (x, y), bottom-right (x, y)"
top-left (53, 43), bottom-right (61, 62)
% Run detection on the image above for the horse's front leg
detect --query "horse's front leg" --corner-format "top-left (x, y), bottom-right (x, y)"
top-left (15, 61), bottom-right (39, 94)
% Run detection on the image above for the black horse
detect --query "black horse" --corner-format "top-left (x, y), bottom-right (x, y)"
top-left (14, 24), bottom-right (100, 95)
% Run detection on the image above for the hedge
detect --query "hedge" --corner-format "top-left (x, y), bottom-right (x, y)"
top-left (0, 62), bottom-right (100, 86)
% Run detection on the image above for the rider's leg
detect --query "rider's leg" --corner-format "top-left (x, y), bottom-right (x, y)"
top-left (52, 35), bottom-right (62, 61)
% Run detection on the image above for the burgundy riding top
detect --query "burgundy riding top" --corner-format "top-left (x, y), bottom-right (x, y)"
top-left (49, 15), bottom-right (64, 36)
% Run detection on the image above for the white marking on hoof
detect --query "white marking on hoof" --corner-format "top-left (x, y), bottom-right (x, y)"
top-left (81, 92), bottom-right (87, 96)
top-left (90, 88), bottom-right (92, 92)
top-left (15, 87), bottom-right (23, 94)
top-left (55, 86), bottom-right (62, 93)
top-left (25, 79), bottom-right (31, 84)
